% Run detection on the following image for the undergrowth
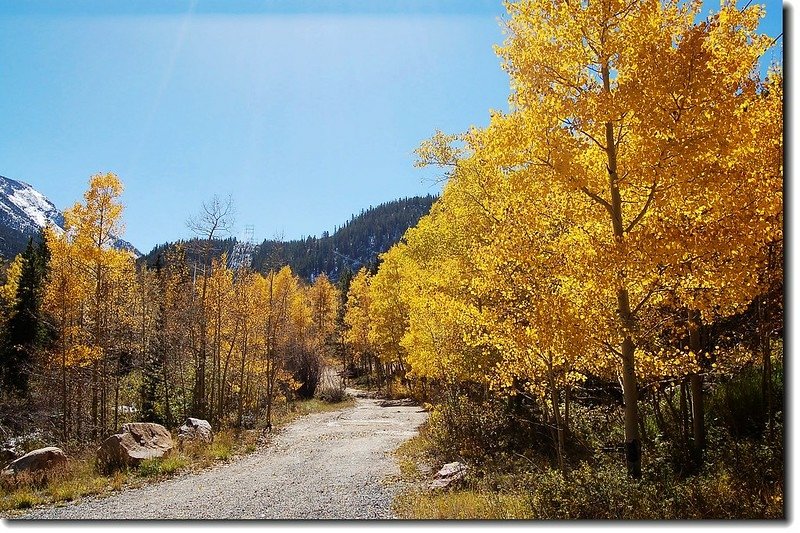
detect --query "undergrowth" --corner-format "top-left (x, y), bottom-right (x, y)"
top-left (393, 378), bottom-right (784, 520)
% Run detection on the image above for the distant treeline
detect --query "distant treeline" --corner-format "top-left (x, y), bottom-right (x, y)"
top-left (141, 195), bottom-right (437, 281)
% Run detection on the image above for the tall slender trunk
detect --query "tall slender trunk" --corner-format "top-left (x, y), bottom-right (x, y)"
top-left (679, 380), bottom-right (690, 449)
top-left (611, 188), bottom-right (641, 477)
top-left (688, 310), bottom-right (704, 466)
top-left (564, 385), bottom-right (571, 442)
top-left (220, 322), bottom-right (238, 424)
top-left (91, 363), bottom-right (99, 440)
top-left (265, 356), bottom-right (276, 427)
top-left (60, 301), bottom-right (69, 442)
top-left (237, 328), bottom-right (249, 427)
top-left (550, 378), bottom-right (566, 474)
top-left (114, 370), bottom-right (120, 431)
top-left (758, 295), bottom-right (774, 439)
top-left (195, 259), bottom-right (211, 419)
top-left (76, 378), bottom-right (83, 441)
top-left (600, 37), bottom-right (641, 475)
top-left (162, 347), bottom-right (173, 427)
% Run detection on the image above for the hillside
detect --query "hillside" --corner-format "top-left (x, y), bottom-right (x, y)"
top-left (142, 195), bottom-right (437, 281)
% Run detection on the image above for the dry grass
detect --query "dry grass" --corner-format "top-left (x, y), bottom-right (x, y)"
top-left (393, 434), bottom-right (433, 482)
top-left (394, 489), bottom-right (532, 519)
top-left (1, 451), bottom-right (120, 514)
top-left (391, 431), bottom-right (533, 519)
top-left (272, 397), bottom-right (355, 427)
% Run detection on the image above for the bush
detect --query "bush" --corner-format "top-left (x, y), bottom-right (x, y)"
top-left (286, 349), bottom-right (321, 399)
top-left (426, 389), bottom-right (547, 463)
top-left (5, 488), bottom-right (39, 510)
top-left (458, 453), bottom-right (784, 519)
top-left (396, 379), bottom-right (785, 520)
top-left (316, 386), bottom-right (348, 403)
top-left (207, 430), bottom-right (234, 461)
top-left (708, 364), bottom-right (783, 439)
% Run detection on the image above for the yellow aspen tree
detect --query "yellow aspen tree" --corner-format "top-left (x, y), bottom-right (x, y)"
top-left (135, 263), bottom-right (161, 424)
top-left (187, 195), bottom-right (235, 419)
top-left (424, 0), bottom-right (781, 477)
top-left (43, 225), bottom-right (90, 440)
top-left (0, 255), bottom-right (24, 327)
top-left (308, 273), bottom-right (339, 357)
top-left (343, 268), bottom-right (373, 380)
top-left (414, 137), bottom-right (589, 469)
top-left (368, 247), bottom-right (411, 388)
top-left (107, 257), bottom-right (137, 430)
top-left (232, 270), bottom-right (260, 427)
top-left (257, 266), bottom-right (298, 428)
top-left (64, 172), bottom-right (132, 439)
top-left (205, 255), bottom-right (235, 423)
top-left (154, 245), bottom-right (195, 423)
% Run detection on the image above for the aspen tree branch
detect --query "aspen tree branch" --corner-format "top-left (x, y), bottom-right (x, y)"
top-left (603, 340), bottom-right (624, 359)
top-left (562, 118), bottom-right (607, 151)
top-left (580, 185), bottom-right (614, 217)
top-left (632, 281), bottom-right (663, 316)
top-left (624, 179), bottom-right (658, 233)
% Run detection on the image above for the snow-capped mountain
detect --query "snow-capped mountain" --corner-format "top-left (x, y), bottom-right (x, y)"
top-left (0, 175), bottom-right (141, 259)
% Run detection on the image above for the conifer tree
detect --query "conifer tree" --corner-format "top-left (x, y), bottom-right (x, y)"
top-left (1, 233), bottom-right (51, 396)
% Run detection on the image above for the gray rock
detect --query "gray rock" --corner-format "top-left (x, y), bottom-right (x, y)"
top-left (178, 418), bottom-right (213, 444)
top-left (1, 446), bottom-right (68, 477)
top-left (97, 423), bottom-right (173, 473)
top-left (430, 461), bottom-right (467, 489)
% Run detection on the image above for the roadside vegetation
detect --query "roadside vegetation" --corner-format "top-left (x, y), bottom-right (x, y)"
top-left (0, 394), bottom-right (352, 514)
top-left (392, 360), bottom-right (783, 519)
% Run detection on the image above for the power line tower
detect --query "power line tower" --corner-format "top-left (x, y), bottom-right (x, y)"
top-left (228, 224), bottom-right (255, 272)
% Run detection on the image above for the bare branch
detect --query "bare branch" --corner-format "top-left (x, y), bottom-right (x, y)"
top-left (187, 194), bottom-right (236, 242)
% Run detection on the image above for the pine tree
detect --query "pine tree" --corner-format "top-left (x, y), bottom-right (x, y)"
top-left (1, 232), bottom-right (51, 396)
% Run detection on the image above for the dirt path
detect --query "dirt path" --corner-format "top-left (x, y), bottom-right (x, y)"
top-left (15, 391), bottom-right (428, 520)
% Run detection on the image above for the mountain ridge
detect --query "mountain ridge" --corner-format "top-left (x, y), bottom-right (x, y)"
top-left (143, 194), bottom-right (437, 282)
top-left (0, 175), bottom-right (141, 260)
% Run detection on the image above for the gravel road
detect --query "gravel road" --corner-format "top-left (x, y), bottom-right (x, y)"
top-left (14, 391), bottom-right (428, 520)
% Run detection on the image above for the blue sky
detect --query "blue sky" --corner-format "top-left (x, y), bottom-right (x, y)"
top-left (0, 0), bottom-right (784, 253)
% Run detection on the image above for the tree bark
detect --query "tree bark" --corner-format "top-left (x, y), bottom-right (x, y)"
top-left (758, 295), bottom-right (774, 439)
top-left (688, 310), bottom-right (704, 466)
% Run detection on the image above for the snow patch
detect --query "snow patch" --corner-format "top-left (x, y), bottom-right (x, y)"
top-left (7, 185), bottom-right (59, 229)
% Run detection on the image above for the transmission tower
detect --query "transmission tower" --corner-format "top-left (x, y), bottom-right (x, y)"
top-left (228, 224), bottom-right (256, 272)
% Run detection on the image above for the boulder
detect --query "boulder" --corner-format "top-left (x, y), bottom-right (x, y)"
top-left (96, 423), bottom-right (173, 473)
top-left (178, 418), bottom-right (213, 444)
top-left (430, 461), bottom-right (467, 490)
top-left (1, 446), bottom-right (68, 477)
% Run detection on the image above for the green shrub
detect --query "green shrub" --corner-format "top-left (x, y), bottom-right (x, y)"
top-left (516, 454), bottom-right (783, 519)
top-left (708, 364), bottom-right (783, 439)
top-left (137, 455), bottom-right (187, 477)
top-left (6, 488), bottom-right (39, 509)
top-left (207, 431), bottom-right (234, 461)
top-left (137, 458), bottom-right (161, 477)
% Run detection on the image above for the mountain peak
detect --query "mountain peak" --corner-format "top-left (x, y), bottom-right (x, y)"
top-left (0, 175), bottom-right (140, 260)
